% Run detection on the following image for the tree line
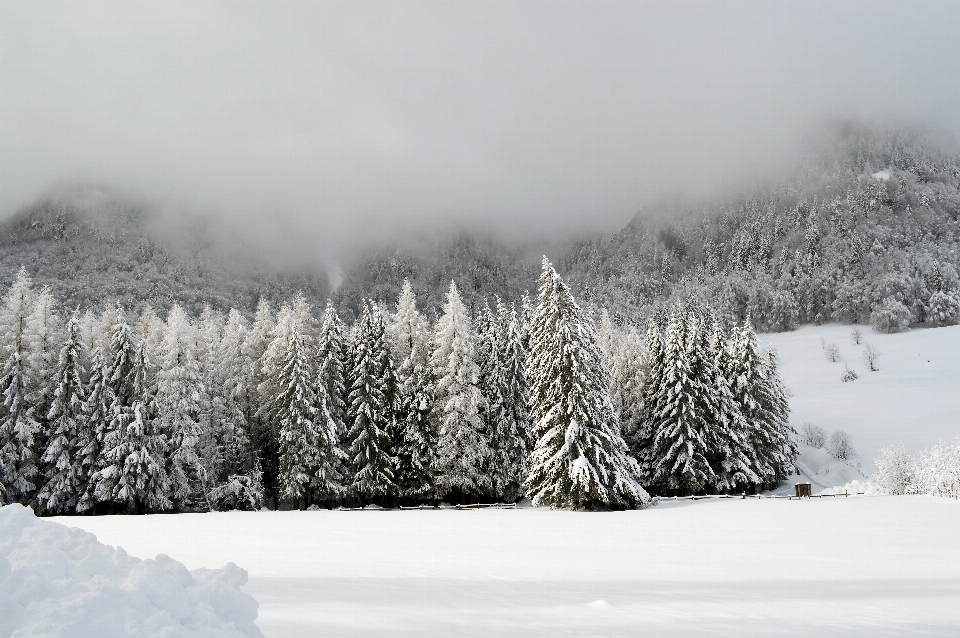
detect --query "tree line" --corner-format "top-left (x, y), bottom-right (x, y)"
top-left (0, 259), bottom-right (796, 514)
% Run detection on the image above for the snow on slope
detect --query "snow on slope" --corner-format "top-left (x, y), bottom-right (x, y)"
top-left (0, 505), bottom-right (263, 638)
top-left (761, 323), bottom-right (960, 480)
top-left (54, 500), bottom-right (960, 637)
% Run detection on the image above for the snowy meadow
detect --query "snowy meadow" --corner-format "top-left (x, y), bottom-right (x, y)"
top-left (48, 496), bottom-right (960, 637)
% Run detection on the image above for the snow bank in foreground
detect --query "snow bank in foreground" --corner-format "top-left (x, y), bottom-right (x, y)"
top-left (0, 504), bottom-right (263, 638)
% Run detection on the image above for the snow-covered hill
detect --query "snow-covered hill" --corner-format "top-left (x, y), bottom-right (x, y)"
top-left (761, 323), bottom-right (960, 484)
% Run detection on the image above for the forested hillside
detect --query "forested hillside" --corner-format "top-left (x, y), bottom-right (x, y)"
top-left (569, 125), bottom-right (960, 332)
top-left (332, 234), bottom-right (603, 323)
top-left (0, 187), bottom-right (330, 316)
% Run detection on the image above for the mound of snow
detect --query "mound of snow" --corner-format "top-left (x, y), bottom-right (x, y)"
top-left (0, 504), bottom-right (263, 638)
top-left (819, 479), bottom-right (877, 496)
top-left (794, 442), bottom-right (866, 489)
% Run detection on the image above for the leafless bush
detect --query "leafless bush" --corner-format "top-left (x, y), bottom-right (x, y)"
top-left (828, 430), bottom-right (857, 461)
top-left (862, 343), bottom-right (879, 371)
top-left (823, 342), bottom-right (842, 362)
top-left (851, 327), bottom-right (863, 344)
top-left (841, 365), bottom-right (858, 382)
top-left (801, 423), bottom-right (826, 448)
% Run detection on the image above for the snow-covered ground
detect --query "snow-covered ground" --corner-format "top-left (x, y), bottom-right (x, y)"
top-left (52, 498), bottom-right (960, 637)
top-left (761, 323), bottom-right (960, 482)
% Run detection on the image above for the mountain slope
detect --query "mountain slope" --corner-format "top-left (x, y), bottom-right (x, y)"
top-left (0, 187), bottom-right (330, 315)
top-left (569, 125), bottom-right (960, 331)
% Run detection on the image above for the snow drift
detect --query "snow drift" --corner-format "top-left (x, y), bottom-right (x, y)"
top-left (0, 504), bottom-right (263, 638)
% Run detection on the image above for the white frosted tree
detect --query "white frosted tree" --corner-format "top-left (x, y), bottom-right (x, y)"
top-left (156, 304), bottom-right (206, 510)
top-left (210, 308), bottom-right (263, 510)
top-left (0, 268), bottom-right (39, 505)
top-left (525, 259), bottom-right (649, 509)
top-left (24, 286), bottom-right (61, 448)
top-left (37, 310), bottom-right (88, 513)
top-left (388, 282), bottom-right (438, 501)
top-left (431, 282), bottom-right (491, 501)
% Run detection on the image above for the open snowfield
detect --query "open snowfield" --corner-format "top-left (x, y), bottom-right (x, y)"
top-left (51, 496), bottom-right (960, 637)
top-left (761, 323), bottom-right (960, 481)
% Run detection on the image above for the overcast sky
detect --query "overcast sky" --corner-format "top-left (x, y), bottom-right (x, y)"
top-left (2, 1), bottom-right (959, 257)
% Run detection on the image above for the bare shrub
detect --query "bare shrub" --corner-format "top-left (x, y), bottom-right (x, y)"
top-left (841, 365), bottom-right (858, 382)
top-left (828, 430), bottom-right (857, 461)
top-left (862, 343), bottom-right (880, 371)
top-left (823, 342), bottom-right (842, 362)
top-left (801, 423), bottom-right (826, 449)
top-left (851, 327), bottom-right (863, 344)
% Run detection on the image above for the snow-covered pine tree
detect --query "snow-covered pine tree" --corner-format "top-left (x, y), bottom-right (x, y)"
top-left (431, 282), bottom-right (491, 502)
top-left (264, 295), bottom-right (342, 508)
top-left (36, 309), bottom-right (87, 514)
top-left (346, 302), bottom-right (397, 504)
top-left (708, 321), bottom-right (758, 492)
top-left (488, 300), bottom-right (532, 503)
top-left (75, 332), bottom-right (110, 512)
top-left (388, 281), bottom-right (438, 501)
top-left (92, 304), bottom-right (169, 513)
top-left (317, 301), bottom-right (349, 458)
top-left (525, 258), bottom-right (649, 509)
top-left (649, 307), bottom-right (720, 495)
top-left (0, 268), bottom-right (39, 505)
top-left (628, 321), bottom-right (665, 485)
top-left (156, 304), bottom-right (207, 510)
top-left (727, 318), bottom-right (797, 488)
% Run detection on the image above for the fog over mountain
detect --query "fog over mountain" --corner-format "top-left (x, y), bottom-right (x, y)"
top-left (3, 1), bottom-right (960, 269)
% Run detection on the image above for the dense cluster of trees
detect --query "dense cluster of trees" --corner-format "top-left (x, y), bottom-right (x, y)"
top-left (571, 126), bottom-right (960, 332)
top-left (1, 259), bottom-right (796, 514)
top-left (874, 438), bottom-right (960, 499)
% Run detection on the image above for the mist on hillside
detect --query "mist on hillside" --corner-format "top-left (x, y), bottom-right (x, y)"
top-left (3, 0), bottom-right (960, 273)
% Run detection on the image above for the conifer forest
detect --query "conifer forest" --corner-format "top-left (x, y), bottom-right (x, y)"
top-left (0, 256), bottom-right (798, 514)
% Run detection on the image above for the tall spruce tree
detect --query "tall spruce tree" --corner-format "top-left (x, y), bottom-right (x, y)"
top-left (0, 268), bottom-right (39, 504)
top-left (346, 302), bottom-right (397, 503)
top-left (388, 282), bottom-right (437, 501)
top-left (708, 321), bottom-right (758, 491)
top-left (92, 306), bottom-right (169, 513)
top-left (628, 321), bottom-right (665, 485)
top-left (488, 300), bottom-right (532, 503)
top-left (265, 295), bottom-right (342, 507)
top-left (650, 308), bottom-right (722, 494)
top-left (525, 259), bottom-right (649, 509)
top-left (36, 310), bottom-right (87, 513)
top-left (431, 282), bottom-right (491, 501)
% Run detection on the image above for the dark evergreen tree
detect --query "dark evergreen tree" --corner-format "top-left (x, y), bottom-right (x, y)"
top-left (346, 302), bottom-right (397, 504)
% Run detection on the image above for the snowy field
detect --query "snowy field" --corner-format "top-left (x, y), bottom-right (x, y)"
top-left (51, 497), bottom-right (960, 637)
top-left (761, 323), bottom-right (960, 481)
